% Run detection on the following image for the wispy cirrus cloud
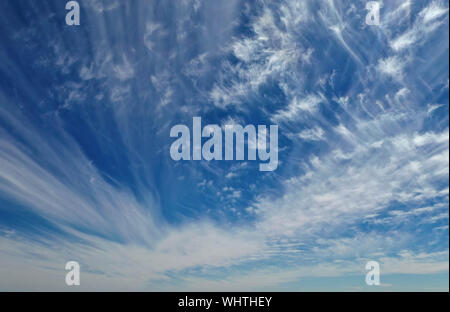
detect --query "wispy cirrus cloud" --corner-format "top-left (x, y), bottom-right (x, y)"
top-left (0, 0), bottom-right (448, 291)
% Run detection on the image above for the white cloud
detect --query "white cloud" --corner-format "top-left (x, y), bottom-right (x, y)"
top-left (298, 127), bottom-right (325, 141)
top-left (420, 1), bottom-right (449, 24)
top-left (427, 103), bottom-right (445, 115)
top-left (253, 114), bottom-right (449, 237)
top-left (113, 55), bottom-right (135, 81)
top-left (0, 222), bottom-right (263, 291)
top-left (272, 94), bottom-right (323, 122)
top-left (155, 249), bottom-right (448, 291)
top-left (208, 1), bottom-right (311, 108)
top-left (390, 1), bottom-right (448, 51)
top-left (377, 56), bottom-right (405, 80)
top-left (85, 0), bottom-right (120, 13)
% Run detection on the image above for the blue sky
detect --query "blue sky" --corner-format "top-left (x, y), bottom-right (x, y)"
top-left (0, 0), bottom-right (448, 291)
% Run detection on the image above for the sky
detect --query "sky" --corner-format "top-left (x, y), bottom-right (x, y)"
top-left (0, 0), bottom-right (448, 291)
